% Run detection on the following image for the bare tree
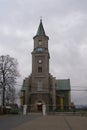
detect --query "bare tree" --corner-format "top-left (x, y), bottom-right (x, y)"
top-left (0, 55), bottom-right (19, 106)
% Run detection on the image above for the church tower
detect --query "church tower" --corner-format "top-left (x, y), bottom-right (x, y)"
top-left (28, 19), bottom-right (53, 111)
top-left (32, 19), bottom-right (50, 92)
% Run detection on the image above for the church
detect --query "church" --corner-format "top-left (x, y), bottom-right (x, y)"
top-left (20, 20), bottom-right (71, 112)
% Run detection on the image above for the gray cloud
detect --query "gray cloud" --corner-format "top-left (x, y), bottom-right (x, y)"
top-left (0, 0), bottom-right (87, 104)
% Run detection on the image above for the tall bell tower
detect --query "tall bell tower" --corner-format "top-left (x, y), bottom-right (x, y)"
top-left (31, 19), bottom-right (50, 92)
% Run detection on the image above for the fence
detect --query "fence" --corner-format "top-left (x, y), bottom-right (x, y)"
top-left (20, 104), bottom-right (87, 114)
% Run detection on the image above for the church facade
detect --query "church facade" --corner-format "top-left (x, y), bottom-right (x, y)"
top-left (20, 20), bottom-right (71, 112)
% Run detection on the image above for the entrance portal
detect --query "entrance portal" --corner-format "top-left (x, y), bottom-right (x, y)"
top-left (36, 101), bottom-right (43, 112)
top-left (37, 104), bottom-right (42, 112)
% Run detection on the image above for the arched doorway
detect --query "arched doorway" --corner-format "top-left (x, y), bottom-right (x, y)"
top-left (36, 101), bottom-right (43, 112)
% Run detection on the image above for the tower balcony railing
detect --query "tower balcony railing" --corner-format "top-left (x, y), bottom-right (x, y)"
top-left (29, 90), bottom-right (50, 94)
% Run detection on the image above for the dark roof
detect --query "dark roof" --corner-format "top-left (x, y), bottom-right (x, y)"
top-left (21, 82), bottom-right (26, 91)
top-left (21, 78), bottom-right (28, 91)
top-left (56, 79), bottom-right (70, 90)
top-left (36, 19), bottom-right (46, 36)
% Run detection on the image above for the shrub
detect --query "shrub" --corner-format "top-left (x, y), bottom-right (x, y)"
top-left (10, 108), bottom-right (19, 114)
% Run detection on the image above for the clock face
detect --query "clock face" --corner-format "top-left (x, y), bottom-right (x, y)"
top-left (38, 59), bottom-right (42, 64)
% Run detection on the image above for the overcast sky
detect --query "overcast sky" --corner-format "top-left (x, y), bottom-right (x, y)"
top-left (0, 0), bottom-right (87, 105)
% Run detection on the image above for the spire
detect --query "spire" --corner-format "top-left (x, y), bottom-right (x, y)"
top-left (33, 19), bottom-right (49, 40)
top-left (36, 19), bottom-right (46, 36)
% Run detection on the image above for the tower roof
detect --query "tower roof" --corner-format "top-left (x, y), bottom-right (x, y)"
top-left (36, 19), bottom-right (46, 36)
top-left (33, 19), bottom-right (49, 39)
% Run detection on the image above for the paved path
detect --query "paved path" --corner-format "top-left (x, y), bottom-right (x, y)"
top-left (13, 115), bottom-right (87, 130)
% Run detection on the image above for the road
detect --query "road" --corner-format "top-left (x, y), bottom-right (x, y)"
top-left (13, 115), bottom-right (87, 130)
top-left (0, 114), bottom-right (87, 130)
top-left (0, 114), bottom-right (41, 130)
top-left (63, 116), bottom-right (87, 130)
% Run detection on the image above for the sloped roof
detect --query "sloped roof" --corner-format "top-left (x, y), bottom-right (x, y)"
top-left (21, 84), bottom-right (26, 91)
top-left (21, 78), bottom-right (29, 91)
top-left (56, 79), bottom-right (70, 90)
top-left (36, 19), bottom-right (46, 36)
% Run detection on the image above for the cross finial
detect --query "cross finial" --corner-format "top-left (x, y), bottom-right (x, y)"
top-left (40, 16), bottom-right (42, 22)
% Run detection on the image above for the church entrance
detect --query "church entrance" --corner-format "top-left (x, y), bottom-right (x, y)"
top-left (37, 104), bottom-right (42, 112)
top-left (36, 101), bottom-right (43, 112)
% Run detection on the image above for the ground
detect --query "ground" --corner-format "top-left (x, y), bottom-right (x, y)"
top-left (0, 114), bottom-right (87, 130)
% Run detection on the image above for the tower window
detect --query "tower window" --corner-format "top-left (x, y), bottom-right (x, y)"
top-left (38, 40), bottom-right (42, 45)
top-left (37, 81), bottom-right (43, 91)
top-left (37, 48), bottom-right (43, 52)
top-left (38, 67), bottom-right (42, 72)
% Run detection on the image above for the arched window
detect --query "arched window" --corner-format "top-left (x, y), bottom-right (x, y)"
top-left (38, 67), bottom-right (42, 72)
top-left (37, 80), bottom-right (43, 91)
